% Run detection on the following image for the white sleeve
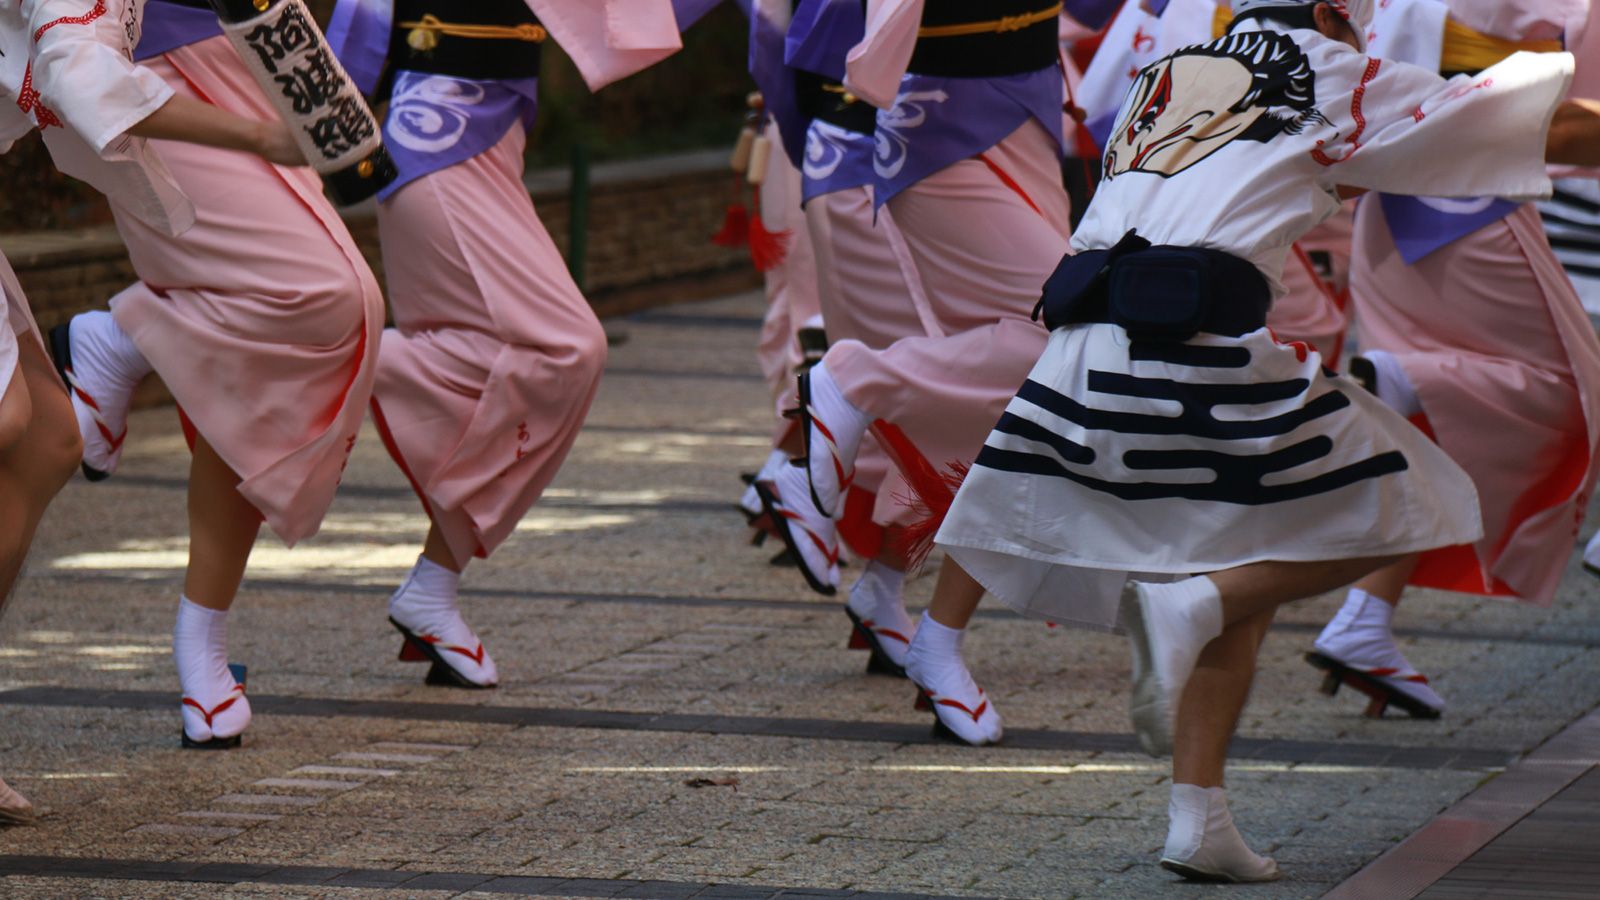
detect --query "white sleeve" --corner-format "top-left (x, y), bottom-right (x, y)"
top-left (1309, 49), bottom-right (1574, 200)
top-left (27, 0), bottom-right (175, 154)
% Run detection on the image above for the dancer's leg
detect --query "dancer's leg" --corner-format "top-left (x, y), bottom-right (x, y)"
top-left (1312, 553), bottom-right (1444, 715)
top-left (904, 557), bottom-right (1001, 744)
top-left (183, 433), bottom-right (260, 610)
top-left (175, 433), bottom-right (258, 745)
top-left (1126, 556), bottom-right (1401, 756)
top-left (1206, 556), bottom-right (1403, 625)
top-left (1171, 609), bottom-right (1275, 788)
top-left (0, 341), bottom-right (82, 602)
top-left (422, 523), bottom-right (461, 574)
top-left (926, 556), bottom-right (983, 630)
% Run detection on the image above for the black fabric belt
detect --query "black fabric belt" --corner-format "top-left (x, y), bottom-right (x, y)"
top-left (908, 0), bottom-right (1059, 78)
top-left (794, 71), bottom-right (877, 136)
top-left (152, 0), bottom-right (215, 10)
top-left (1034, 231), bottom-right (1271, 341)
top-left (388, 0), bottom-right (542, 82)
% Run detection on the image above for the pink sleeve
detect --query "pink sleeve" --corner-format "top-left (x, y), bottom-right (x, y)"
top-left (528, 0), bottom-right (683, 92)
top-left (844, 0), bottom-right (923, 110)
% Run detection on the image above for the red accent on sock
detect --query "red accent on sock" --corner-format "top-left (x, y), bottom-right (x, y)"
top-left (182, 685), bottom-right (244, 727)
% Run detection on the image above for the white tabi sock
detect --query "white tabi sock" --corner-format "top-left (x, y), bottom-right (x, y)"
top-left (1125, 576), bottom-right (1224, 756)
top-left (847, 561), bottom-right (915, 666)
top-left (1163, 784), bottom-right (1279, 882)
top-left (741, 449), bottom-right (788, 516)
top-left (800, 313), bottom-right (825, 331)
top-left (1313, 587), bottom-right (1444, 711)
top-left (804, 361), bottom-right (870, 516)
top-left (389, 556), bottom-right (498, 687)
top-left (174, 596), bottom-right (249, 742)
top-left (66, 311), bottom-right (152, 473)
top-left (1585, 531), bottom-right (1600, 573)
top-left (1317, 587), bottom-right (1392, 646)
top-left (1363, 350), bottom-right (1422, 418)
top-left (1139, 576), bottom-right (1225, 659)
top-left (905, 611), bottom-right (1002, 744)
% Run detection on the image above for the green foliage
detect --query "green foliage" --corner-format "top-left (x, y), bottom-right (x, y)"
top-left (528, 4), bottom-right (751, 167)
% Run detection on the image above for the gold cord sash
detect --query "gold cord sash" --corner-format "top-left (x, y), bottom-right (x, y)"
top-left (917, 3), bottom-right (1063, 39)
top-left (402, 14), bottom-right (547, 53)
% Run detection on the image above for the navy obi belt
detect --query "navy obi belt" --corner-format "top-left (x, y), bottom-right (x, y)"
top-left (1034, 230), bottom-right (1272, 342)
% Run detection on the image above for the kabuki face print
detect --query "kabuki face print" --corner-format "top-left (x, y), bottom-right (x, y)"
top-left (1104, 32), bottom-right (1325, 180)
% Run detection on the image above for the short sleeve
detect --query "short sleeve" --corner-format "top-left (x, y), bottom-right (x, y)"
top-left (28, 0), bottom-right (175, 154)
top-left (1308, 48), bottom-right (1574, 200)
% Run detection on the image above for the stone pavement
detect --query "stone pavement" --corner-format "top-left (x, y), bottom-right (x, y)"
top-left (2, 290), bottom-right (1600, 899)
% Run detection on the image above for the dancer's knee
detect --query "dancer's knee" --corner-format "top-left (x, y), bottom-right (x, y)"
top-left (0, 372), bottom-right (29, 454)
top-left (568, 315), bottom-right (608, 386)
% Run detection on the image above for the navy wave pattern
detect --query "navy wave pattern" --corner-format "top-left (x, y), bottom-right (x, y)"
top-left (979, 367), bottom-right (1408, 505)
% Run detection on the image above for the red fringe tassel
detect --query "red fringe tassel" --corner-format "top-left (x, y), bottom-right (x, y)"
top-left (870, 420), bottom-right (971, 571)
top-left (746, 186), bottom-right (790, 272)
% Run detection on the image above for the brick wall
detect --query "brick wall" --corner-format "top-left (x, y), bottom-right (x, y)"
top-left (3, 148), bottom-right (760, 335)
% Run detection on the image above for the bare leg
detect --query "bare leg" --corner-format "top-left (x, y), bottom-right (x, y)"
top-left (0, 341), bottom-right (82, 604)
top-left (1172, 609), bottom-right (1275, 788)
top-left (182, 434), bottom-right (260, 610)
top-left (1207, 555), bottom-right (1402, 626)
top-left (925, 556), bottom-right (984, 630)
top-left (1351, 553), bottom-right (1420, 605)
top-left (421, 522), bottom-right (462, 574)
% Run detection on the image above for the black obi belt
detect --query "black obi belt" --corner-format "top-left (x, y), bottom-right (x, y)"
top-left (390, 0), bottom-right (543, 82)
top-left (908, 0), bottom-right (1062, 78)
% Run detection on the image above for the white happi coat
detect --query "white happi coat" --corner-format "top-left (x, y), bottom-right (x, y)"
top-left (0, 0), bottom-right (192, 390)
top-left (0, 0), bottom-right (193, 234)
top-left (935, 22), bottom-right (1574, 631)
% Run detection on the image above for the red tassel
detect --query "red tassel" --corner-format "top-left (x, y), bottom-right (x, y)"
top-left (836, 485), bottom-right (886, 561)
top-left (870, 420), bottom-right (971, 571)
top-left (747, 186), bottom-right (791, 272)
top-left (712, 202), bottom-right (750, 248)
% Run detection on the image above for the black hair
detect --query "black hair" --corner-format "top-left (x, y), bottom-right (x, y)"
top-left (1181, 30), bottom-right (1327, 143)
top-left (1228, 4), bottom-right (1321, 33)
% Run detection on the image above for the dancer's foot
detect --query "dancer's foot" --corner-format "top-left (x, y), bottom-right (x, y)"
top-left (757, 463), bottom-right (839, 594)
top-left (48, 311), bottom-right (151, 481)
top-left (0, 777), bottom-right (35, 826)
top-left (1308, 588), bottom-right (1444, 718)
top-left (798, 363), bottom-right (868, 518)
top-left (845, 561), bottom-right (915, 676)
top-left (1160, 784), bottom-right (1281, 883)
top-left (905, 612), bottom-right (1002, 745)
top-left (740, 449), bottom-right (789, 548)
top-left (174, 597), bottom-right (251, 748)
top-left (1122, 577), bottom-right (1222, 757)
top-left (1583, 531), bottom-right (1600, 579)
top-left (389, 556), bottom-right (498, 688)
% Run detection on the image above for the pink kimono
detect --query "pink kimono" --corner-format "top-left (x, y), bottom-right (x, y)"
top-left (108, 36), bottom-right (385, 546)
top-left (367, 0), bottom-right (681, 563)
top-left (824, 0), bottom-right (1073, 495)
top-left (1269, 206), bottom-right (1355, 360)
top-left (754, 120), bottom-right (823, 427)
top-left (1349, 0), bottom-right (1600, 606)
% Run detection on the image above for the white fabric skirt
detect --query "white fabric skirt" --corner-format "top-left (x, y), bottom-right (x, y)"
top-left (937, 322), bottom-right (1484, 631)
